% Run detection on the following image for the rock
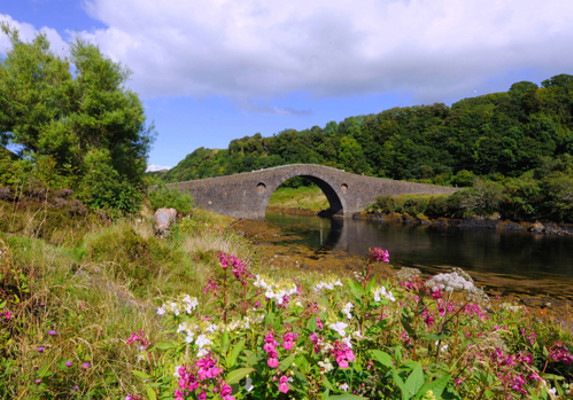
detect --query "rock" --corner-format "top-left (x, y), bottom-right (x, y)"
top-left (528, 221), bottom-right (545, 234)
top-left (154, 208), bottom-right (177, 234)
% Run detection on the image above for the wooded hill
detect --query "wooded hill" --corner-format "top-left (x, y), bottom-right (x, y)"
top-left (160, 74), bottom-right (573, 223)
top-left (164, 74), bottom-right (572, 185)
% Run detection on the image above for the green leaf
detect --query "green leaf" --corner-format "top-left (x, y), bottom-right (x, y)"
top-left (226, 367), bottom-right (255, 385)
top-left (401, 315), bottom-right (416, 339)
top-left (279, 353), bottom-right (296, 371)
top-left (146, 386), bottom-right (157, 400)
top-left (405, 363), bottom-right (425, 397)
top-left (228, 339), bottom-right (245, 369)
top-left (307, 316), bottom-right (318, 332)
top-left (416, 375), bottom-right (450, 399)
top-left (221, 329), bottom-right (230, 353)
top-left (365, 275), bottom-right (377, 292)
top-left (322, 376), bottom-right (335, 391)
top-left (421, 333), bottom-right (449, 342)
top-left (132, 370), bottom-right (152, 380)
top-left (347, 278), bottom-right (365, 300)
top-left (369, 350), bottom-right (394, 369)
top-left (153, 342), bottom-right (172, 351)
top-left (392, 369), bottom-right (406, 395)
top-left (327, 394), bottom-right (368, 400)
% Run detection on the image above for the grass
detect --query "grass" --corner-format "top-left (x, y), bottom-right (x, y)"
top-left (268, 186), bottom-right (329, 212)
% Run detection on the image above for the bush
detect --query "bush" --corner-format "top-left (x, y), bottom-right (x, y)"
top-left (78, 149), bottom-right (143, 217)
top-left (425, 195), bottom-right (449, 219)
top-left (373, 196), bottom-right (396, 214)
top-left (147, 184), bottom-right (194, 215)
top-left (402, 195), bottom-right (429, 217)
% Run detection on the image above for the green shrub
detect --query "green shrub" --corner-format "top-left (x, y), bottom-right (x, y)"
top-left (147, 184), bottom-right (194, 215)
top-left (425, 195), bottom-right (449, 219)
top-left (402, 195), bottom-right (429, 217)
top-left (373, 196), bottom-right (396, 213)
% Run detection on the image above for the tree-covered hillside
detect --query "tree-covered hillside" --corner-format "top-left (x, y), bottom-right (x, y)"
top-left (165, 74), bottom-right (572, 185)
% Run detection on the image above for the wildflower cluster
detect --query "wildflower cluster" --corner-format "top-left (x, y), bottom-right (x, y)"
top-left (253, 274), bottom-right (298, 305)
top-left (129, 250), bottom-right (572, 400)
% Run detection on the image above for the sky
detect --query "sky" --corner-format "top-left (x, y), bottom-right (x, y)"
top-left (1, 0), bottom-right (572, 171)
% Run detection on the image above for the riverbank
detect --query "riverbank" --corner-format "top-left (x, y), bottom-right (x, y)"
top-left (232, 211), bottom-right (573, 332)
top-left (358, 211), bottom-right (573, 237)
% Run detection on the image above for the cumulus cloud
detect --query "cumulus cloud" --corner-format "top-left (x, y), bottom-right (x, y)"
top-left (4, 1), bottom-right (573, 105)
top-left (0, 14), bottom-right (69, 57)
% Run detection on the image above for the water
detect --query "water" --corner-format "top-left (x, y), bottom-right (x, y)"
top-left (265, 211), bottom-right (573, 280)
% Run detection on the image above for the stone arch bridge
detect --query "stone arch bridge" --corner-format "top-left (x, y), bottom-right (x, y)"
top-left (168, 164), bottom-right (457, 220)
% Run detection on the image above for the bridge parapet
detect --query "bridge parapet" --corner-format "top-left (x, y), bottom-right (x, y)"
top-left (167, 164), bottom-right (457, 219)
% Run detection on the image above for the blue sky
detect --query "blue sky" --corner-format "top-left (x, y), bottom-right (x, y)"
top-left (1, 0), bottom-right (572, 171)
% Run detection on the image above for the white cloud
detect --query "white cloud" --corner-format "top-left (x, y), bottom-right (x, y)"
top-left (0, 14), bottom-right (69, 57)
top-left (4, 1), bottom-right (573, 105)
top-left (146, 164), bottom-right (172, 172)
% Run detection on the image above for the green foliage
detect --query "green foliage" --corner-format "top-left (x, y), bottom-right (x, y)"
top-left (147, 184), bottom-right (194, 215)
top-left (0, 26), bottom-right (153, 215)
top-left (158, 74), bottom-right (571, 222)
top-left (78, 148), bottom-right (142, 216)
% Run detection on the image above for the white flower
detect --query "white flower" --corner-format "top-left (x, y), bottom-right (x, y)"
top-left (254, 274), bottom-right (269, 289)
top-left (206, 324), bottom-right (218, 333)
top-left (183, 295), bottom-right (199, 314)
top-left (318, 359), bottom-right (334, 373)
top-left (173, 366), bottom-right (182, 378)
top-left (374, 286), bottom-right (396, 302)
top-left (329, 321), bottom-right (348, 337)
top-left (156, 305), bottom-right (166, 316)
top-left (245, 377), bottom-right (254, 392)
top-left (185, 333), bottom-right (194, 344)
top-left (265, 288), bottom-right (275, 300)
top-left (339, 383), bottom-right (349, 392)
top-left (342, 302), bottom-right (354, 320)
top-left (195, 334), bottom-right (211, 349)
top-left (341, 336), bottom-right (353, 348)
top-left (169, 302), bottom-right (180, 316)
top-left (548, 387), bottom-right (556, 395)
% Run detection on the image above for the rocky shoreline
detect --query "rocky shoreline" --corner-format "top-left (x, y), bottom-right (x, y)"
top-left (356, 211), bottom-right (573, 237)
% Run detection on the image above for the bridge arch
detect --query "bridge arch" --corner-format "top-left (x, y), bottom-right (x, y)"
top-left (256, 172), bottom-right (348, 217)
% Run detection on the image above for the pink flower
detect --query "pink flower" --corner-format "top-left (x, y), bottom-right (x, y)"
top-left (221, 384), bottom-right (232, 396)
top-left (431, 288), bottom-right (443, 299)
top-left (267, 357), bottom-right (279, 368)
top-left (48, 330), bottom-right (56, 336)
top-left (82, 362), bottom-right (90, 369)
top-left (65, 360), bottom-right (72, 367)
top-left (38, 346), bottom-right (45, 353)
top-left (369, 247), bottom-right (390, 263)
top-left (278, 375), bottom-right (289, 393)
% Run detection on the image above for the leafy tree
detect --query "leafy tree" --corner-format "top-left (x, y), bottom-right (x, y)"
top-left (0, 26), bottom-right (154, 214)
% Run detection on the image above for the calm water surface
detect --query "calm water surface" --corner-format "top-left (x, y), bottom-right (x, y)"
top-left (265, 212), bottom-right (573, 280)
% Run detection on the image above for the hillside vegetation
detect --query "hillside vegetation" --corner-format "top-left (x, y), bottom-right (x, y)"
top-left (163, 75), bottom-right (573, 223)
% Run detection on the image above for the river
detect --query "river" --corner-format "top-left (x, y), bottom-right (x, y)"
top-left (265, 211), bottom-right (573, 281)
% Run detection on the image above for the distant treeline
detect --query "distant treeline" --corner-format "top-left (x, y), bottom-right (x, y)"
top-left (160, 74), bottom-right (573, 222)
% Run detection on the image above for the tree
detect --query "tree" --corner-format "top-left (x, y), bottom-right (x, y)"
top-left (0, 25), bottom-right (154, 213)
